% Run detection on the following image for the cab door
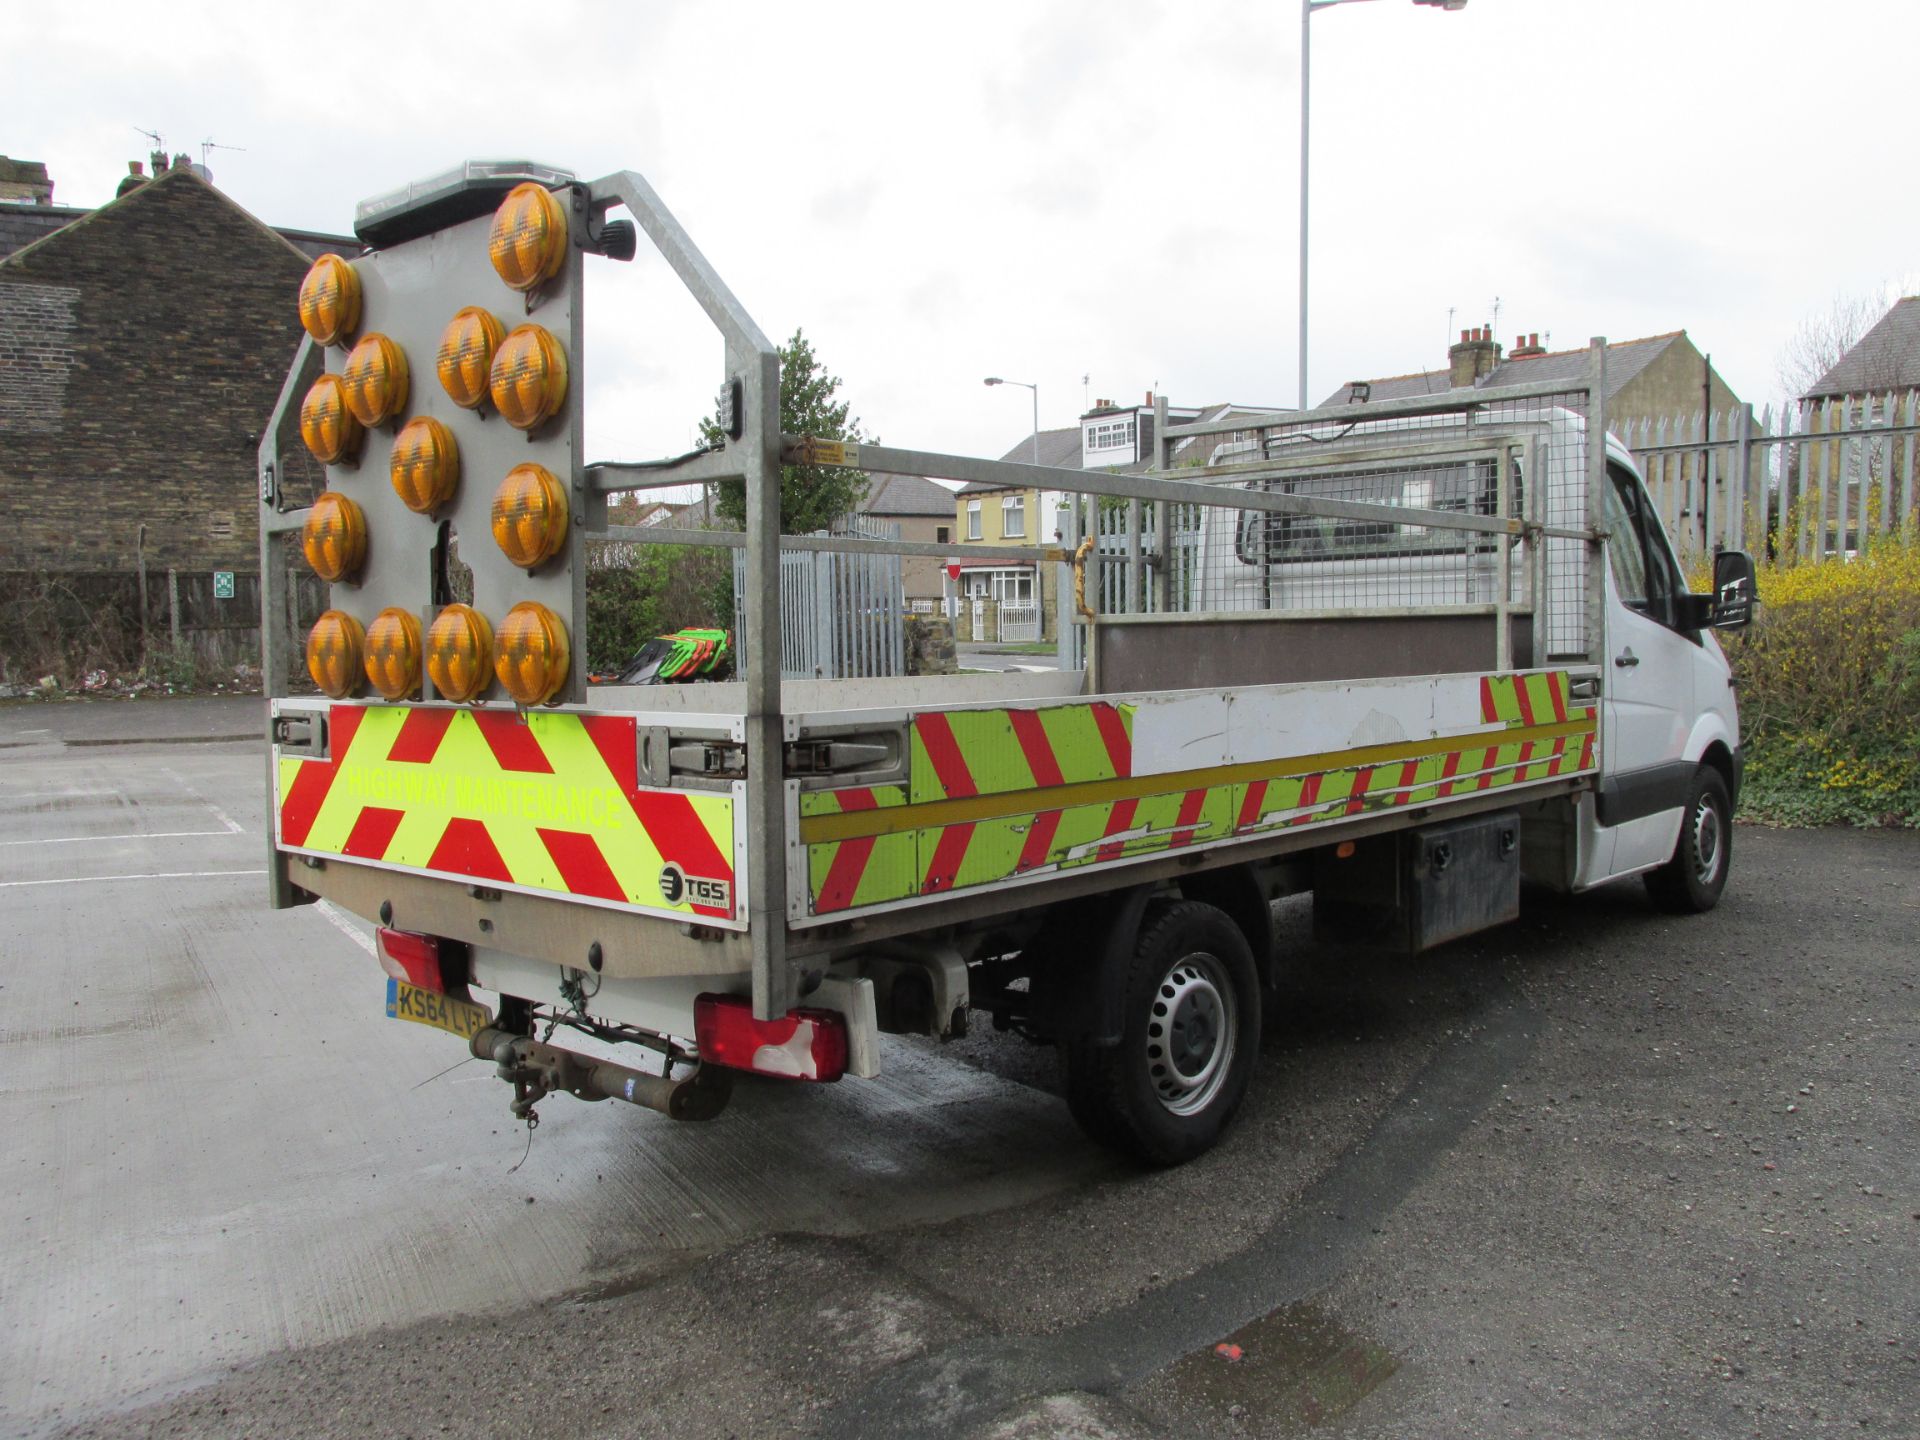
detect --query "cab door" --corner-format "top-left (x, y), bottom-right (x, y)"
top-left (1596, 461), bottom-right (1697, 876)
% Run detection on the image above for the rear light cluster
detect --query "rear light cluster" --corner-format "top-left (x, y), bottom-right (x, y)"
top-left (375, 928), bottom-right (465, 996)
top-left (694, 994), bottom-right (847, 1083)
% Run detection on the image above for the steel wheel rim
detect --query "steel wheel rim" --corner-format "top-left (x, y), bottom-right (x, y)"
top-left (1144, 950), bottom-right (1236, 1117)
top-left (1692, 795), bottom-right (1725, 888)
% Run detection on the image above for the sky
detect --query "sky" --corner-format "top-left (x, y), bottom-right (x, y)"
top-left (9, 0), bottom-right (1920, 470)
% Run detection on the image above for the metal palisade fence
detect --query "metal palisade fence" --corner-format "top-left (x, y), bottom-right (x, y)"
top-left (1620, 395), bottom-right (1920, 565)
top-left (730, 514), bottom-right (905, 679)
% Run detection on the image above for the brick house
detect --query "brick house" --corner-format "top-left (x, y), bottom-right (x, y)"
top-left (0, 158), bottom-right (355, 577)
top-left (1322, 327), bottom-right (1742, 433)
top-left (0, 156), bottom-right (354, 672)
top-left (857, 473), bottom-right (956, 607)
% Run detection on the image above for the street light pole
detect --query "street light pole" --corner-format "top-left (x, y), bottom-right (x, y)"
top-left (983, 376), bottom-right (1039, 462)
top-left (1299, 0), bottom-right (1314, 414)
top-left (1298, 0), bottom-right (1466, 414)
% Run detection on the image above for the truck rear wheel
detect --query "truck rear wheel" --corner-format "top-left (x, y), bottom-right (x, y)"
top-left (1644, 766), bottom-right (1731, 914)
top-left (1061, 900), bottom-right (1260, 1166)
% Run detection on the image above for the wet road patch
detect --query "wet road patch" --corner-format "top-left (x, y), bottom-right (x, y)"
top-left (1168, 1301), bottom-right (1398, 1430)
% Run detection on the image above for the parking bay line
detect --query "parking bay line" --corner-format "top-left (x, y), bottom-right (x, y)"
top-left (0, 828), bottom-right (238, 848)
top-left (0, 869), bottom-right (267, 889)
top-left (317, 900), bottom-right (377, 956)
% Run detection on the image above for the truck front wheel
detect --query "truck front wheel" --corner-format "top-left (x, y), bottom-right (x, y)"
top-left (1644, 765), bottom-right (1732, 914)
top-left (1062, 900), bottom-right (1260, 1166)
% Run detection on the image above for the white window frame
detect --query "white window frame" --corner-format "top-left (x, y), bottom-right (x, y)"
top-left (984, 568), bottom-right (1035, 603)
top-left (966, 499), bottom-right (982, 540)
top-left (1001, 493), bottom-right (1026, 537)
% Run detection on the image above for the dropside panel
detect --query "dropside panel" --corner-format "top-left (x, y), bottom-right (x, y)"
top-left (794, 671), bottom-right (1596, 922)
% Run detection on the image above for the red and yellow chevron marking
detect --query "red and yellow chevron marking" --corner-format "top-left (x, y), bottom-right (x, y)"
top-left (802, 677), bottom-right (1596, 917)
top-left (1233, 729), bottom-right (1586, 834)
top-left (1481, 671), bottom-right (1571, 727)
top-left (276, 705), bottom-right (737, 921)
top-left (910, 701), bottom-right (1133, 803)
top-left (801, 785), bottom-right (916, 914)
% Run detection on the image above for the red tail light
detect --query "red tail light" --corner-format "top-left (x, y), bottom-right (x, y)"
top-left (376, 928), bottom-right (452, 994)
top-left (694, 994), bottom-right (848, 1082)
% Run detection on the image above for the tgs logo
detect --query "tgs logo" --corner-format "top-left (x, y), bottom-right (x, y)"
top-left (659, 863), bottom-right (731, 910)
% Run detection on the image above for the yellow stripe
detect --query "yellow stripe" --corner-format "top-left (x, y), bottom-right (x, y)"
top-left (799, 715), bottom-right (1596, 845)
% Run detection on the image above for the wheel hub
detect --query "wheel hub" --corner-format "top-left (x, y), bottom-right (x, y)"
top-left (1144, 953), bottom-right (1237, 1117)
top-left (1693, 797), bottom-right (1724, 886)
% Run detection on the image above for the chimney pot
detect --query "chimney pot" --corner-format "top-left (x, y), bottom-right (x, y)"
top-left (1460, 329), bottom-right (1470, 343)
top-left (1144, 389), bottom-right (1153, 405)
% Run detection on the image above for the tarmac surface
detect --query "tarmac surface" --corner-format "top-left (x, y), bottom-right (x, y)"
top-left (955, 643), bottom-right (1060, 674)
top-left (2, 695), bottom-right (1914, 1439)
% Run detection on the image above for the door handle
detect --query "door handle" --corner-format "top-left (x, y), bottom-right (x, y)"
top-left (1614, 647), bottom-right (1639, 669)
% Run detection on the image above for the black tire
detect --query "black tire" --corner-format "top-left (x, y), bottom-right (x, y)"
top-left (1061, 900), bottom-right (1261, 1166)
top-left (1644, 766), bottom-right (1732, 914)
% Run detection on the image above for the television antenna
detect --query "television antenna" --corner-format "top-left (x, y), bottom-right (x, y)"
top-left (201, 137), bottom-right (246, 168)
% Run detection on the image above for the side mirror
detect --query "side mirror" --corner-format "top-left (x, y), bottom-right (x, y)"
top-left (1709, 549), bottom-right (1757, 630)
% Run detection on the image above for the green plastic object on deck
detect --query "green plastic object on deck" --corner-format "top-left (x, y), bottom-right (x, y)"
top-left (607, 628), bottom-right (732, 685)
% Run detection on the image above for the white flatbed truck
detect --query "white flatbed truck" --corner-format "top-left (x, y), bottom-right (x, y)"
top-left (259, 161), bottom-right (1756, 1163)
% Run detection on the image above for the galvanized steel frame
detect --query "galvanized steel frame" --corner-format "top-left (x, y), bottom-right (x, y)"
top-left (587, 170), bottom-right (792, 1019)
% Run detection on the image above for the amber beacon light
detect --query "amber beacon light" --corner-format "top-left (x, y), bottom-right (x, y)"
top-left (488, 324), bottom-right (568, 431)
top-left (364, 607), bottom-right (424, 701)
top-left (495, 601), bottom-right (570, 705)
top-left (299, 374), bottom-right (364, 465)
top-left (488, 181), bottom-right (569, 292)
top-left (491, 462), bottom-right (570, 569)
top-left (427, 604), bottom-right (494, 703)
top-left (305, 610), bottom-right (365, 699)
top-left (297, 254), bottom-right (361, 347)
top-left (302, 492), bottom-right (368, 583)
top-left (341, 332), bottom-right (410, 427)
top-left (436, 306), bottom-right (504, 410)
top-left (390, 416), bottom-right (460, 513)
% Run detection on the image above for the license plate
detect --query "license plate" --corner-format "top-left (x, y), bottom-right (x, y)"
top-left (385, 978), bottom-right (492, 1041)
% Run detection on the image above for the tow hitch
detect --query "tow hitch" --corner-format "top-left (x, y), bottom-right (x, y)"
top-left (470, 1028), bottom-right (732, 1123)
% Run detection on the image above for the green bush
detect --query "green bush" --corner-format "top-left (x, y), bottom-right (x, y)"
top-left (1719, 540), bottom-right (1920, 826)
top-left (584, 544), bottom-right (729, 675)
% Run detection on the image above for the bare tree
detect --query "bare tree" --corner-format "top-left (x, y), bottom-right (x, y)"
top-left (1777, 286), bottom-right (1899, 402)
